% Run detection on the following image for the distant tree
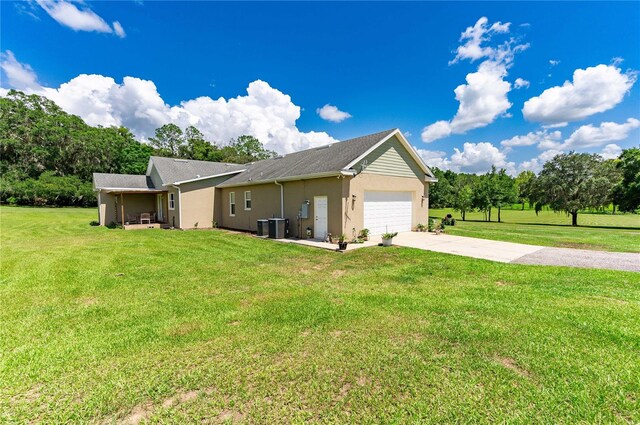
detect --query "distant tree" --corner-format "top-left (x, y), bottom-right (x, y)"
top-left (221, 135), bottom-right (277, 163)
top-left (611, 147), bottom-right (640, 212)
top-left (429, 167), bottom-right (454, 208)
top-left (515, 170), bottom-right (536, 210)
top-left (493, 169), bottom-right (518, 222)
top-left (179, 126), bottom-right (223, 162)
top-left (149, 124), bottom-right (184, 157)
top-left (531, 152), bottom-right (618, 226)
top-left (451, 176), bottom-right (474, 220)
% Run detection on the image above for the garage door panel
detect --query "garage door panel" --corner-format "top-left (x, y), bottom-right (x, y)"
top-left (363, 191), bottom-right (412, 235)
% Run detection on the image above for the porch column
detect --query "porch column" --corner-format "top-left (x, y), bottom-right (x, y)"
top-left (121, 193), bottom-right (125, 226)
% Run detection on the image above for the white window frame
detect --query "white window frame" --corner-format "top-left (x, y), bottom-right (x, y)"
top-left (169, 193), bottom-right (175, 210)
top-left (229, 192), bottom-right (236, 216)
top-left (244, 191), bottom-right (252, 211)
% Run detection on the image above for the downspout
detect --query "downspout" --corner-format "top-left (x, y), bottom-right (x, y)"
top-left (274, 180), bottom-right (284, 218)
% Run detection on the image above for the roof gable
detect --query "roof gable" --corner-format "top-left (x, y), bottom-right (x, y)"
top-left (360, 135), bottom-right (424, 179)
top-left (148, 156), bottom-right (245, 185)
top-left (218, 128), bottom-right (398, 187)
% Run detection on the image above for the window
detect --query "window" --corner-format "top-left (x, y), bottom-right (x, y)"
top-left (169, 193), bottom-right (175, 210)
top-left (229, 192), bottom-right (236, 216)
top-left (244, 191), bottom-right (252, 210)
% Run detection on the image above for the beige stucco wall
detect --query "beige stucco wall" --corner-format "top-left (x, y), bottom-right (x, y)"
top-left (345, 173), bottom-right (429, 234)
top-left (98, 191), bottom-right (117, 226)
top-left (217, 176), bottom-right (345, 237)
top-left (179, 179), bottom-right (216, 229)
top-left (217, 183), bottom-right (281, 232)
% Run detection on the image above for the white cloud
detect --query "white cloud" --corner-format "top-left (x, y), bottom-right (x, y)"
top-left (514, 77), bottom-right (530, 89)
top-left (415, 149), bottom-right (450, 170)
top-left (522, 64), bottom-right (637, 124)
top-left (35, 0), bottom-right (124, 36)
top-left (421, 120), bottom-right (451, 143)
top-left (563, 118), bottom-right (640, 149)
top-left (518, 149), bottom-right (563, 173)
top-left (449, 17), bottom-right (511, 64)
top-left (316, 104), bottom-right (352, 123)
top-left (500, 129), bottom-right (562, 148)
top-left (417, 142), bottom-right (515, 174)
top-left (0, 51), bottom-right (39, 90)
top-left (0, 51), bottom-right (337, 154)
top-left (600, 144), bottom-right (622, 160)
top-left (422, 17), bottom-right (528, 142)
top-left (549, 59), bottom-right (560, 66)
top-left (112, 21), bottom-right (126, 38)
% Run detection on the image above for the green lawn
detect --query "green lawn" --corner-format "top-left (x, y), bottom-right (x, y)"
top-left (430, 208), bottom-right (640, 252)
top-left (1, 207), bottom-right (639, 423)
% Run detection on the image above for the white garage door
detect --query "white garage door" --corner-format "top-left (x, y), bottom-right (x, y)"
top-left (364, 191), bottom-right (412, 236)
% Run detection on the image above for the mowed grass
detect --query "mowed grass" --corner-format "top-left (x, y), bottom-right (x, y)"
top-left (431, 208), bottom-right (640, 252)
top-left (1, 207), bottom-right (639, 423)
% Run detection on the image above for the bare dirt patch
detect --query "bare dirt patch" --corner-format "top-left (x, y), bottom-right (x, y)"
top-left (218, 409), bottom-right (244, 422)
top-left (118, 402), bottom-right (153, 425)
top-left (162, 390), bottom-right (199, 408)
top-left (10, 384), bottom-right (42, 404)
top-left (495, 281), bottom-right (515, 286)
top-left (78, 296), bottom-right (98, 306)
top-left (165, 322), bottom-right (201, 337)
top-left (331, 270), bottom-right (346, 278)
top-left (495, 356), bottom-right (531, 378)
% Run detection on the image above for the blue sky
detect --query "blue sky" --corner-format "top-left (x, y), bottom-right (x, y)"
top-left (2, 1), bottom-right (639, 173)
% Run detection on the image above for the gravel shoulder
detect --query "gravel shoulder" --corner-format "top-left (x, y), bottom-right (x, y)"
top-left (511, 247), bottom-right (640, 272)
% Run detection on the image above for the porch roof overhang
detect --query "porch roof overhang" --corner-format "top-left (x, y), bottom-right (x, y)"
top-left (97, 187), bottom-right (167, 194)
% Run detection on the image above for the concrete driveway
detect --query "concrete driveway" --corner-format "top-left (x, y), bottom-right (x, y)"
top-left (391, 232), bottom-right (640, 272)
top-left (391, 232), bottom-right (544, 263)
top-left (275, 232), bottom-right (640, 272)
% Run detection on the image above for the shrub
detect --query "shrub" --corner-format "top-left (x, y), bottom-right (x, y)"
top-left (427, 218), bottom-right (435, 232)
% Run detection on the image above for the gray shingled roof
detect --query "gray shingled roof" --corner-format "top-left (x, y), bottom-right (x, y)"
top-left (218, 128), bottom-right (398, 187)
top-left (93, 173), bottom-right (156, 190)
top-left (150, 156), bottom-right (246, 185)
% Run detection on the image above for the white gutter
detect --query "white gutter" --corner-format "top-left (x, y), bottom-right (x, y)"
top-left (218, 171), bottom-right (343, 188)
top-left (274, 180), bottom-right (284, 218)
top-left (425, 177), bottom-right (439, 183)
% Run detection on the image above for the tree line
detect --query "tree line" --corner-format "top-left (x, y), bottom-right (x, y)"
top-left (430, 149), bottom-right (640, 226)
top-left (0, 90), bottom-right (276, 207)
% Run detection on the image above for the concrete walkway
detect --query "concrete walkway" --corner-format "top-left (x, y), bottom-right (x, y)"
top-left (276, 232), bottom-right (640, 272)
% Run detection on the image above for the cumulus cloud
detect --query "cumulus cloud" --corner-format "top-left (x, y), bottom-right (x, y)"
top-left (35, 0), bottom-right (124, 36)
top-left (600, 144), bottom-right (622, 160)
top-left (0, 51), bottom-right (337, 154)
top-left (112, 21), bottom-right (126, 38)
top-left (522, 64), bottom-right (637, 124)
top-left (514, 77), bottom-right (530, 89)
top-left (422, 17), bottom-right (528, 142)
top-left (316, 104), bottom-right (352, 123)
top-left (518, 149), bottom-right (563, 173)
top-left (500, 129), bottom-right (562, 149)
top-left (417, 142), bottom-right (515, 174)
top-left (0, 51), bottom-right (39, 90)
top-left (562, 118), bottom-right (640, 149)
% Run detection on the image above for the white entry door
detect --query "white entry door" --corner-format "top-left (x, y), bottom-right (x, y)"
top-left (363, 191), bottom-right (412, 235)
top-left (314, 196), bottom-right (328, 240)
top-left (157, 194), bottom-right (164, 222)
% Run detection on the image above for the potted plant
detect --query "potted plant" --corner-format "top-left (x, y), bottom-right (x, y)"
top-left (337, 234), bottom-right (348, 250)
top-left (359, 228), bottom-right (370, 241)
top-left (416, 223), bottom-right (426, 232)
top-left (381, 231), bottom-right (398, 247)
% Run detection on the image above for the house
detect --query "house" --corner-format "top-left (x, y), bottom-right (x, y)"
top-left (93, 128), bottom-right (437, 237)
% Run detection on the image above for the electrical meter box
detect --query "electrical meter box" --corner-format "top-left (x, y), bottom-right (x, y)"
top-left (300, 202), bottom-right (309, 219)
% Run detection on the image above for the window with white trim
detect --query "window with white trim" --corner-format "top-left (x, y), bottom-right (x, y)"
top-left (229, 192), bottom-right (236, 216)
top-left (169, 193), bottom-right (175, 210)
top-left (244, 191), bottom-right (252, 210)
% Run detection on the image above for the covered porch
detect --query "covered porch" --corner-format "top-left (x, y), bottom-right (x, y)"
top-left (104, 189), bottom-right (170, 229)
